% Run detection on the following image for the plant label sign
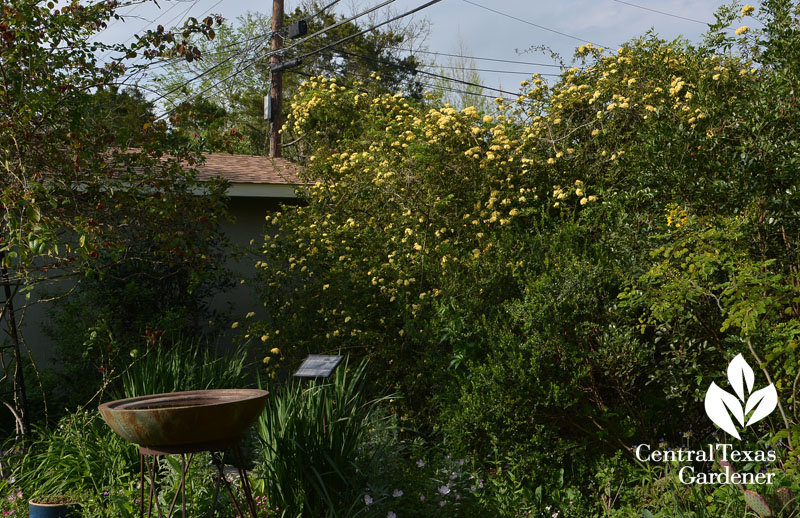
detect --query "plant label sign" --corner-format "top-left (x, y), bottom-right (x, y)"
top-left (294, 354), bottom-right (344, 378)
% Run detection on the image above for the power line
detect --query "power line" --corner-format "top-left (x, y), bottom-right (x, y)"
top-left (335, 48), bottom-right (521, 97)
top-left (418, 81), bottom-right (516, 102)
top-left (151, 32), bottom-right (271, 107)
top-left (100, 0), bottom-right (224, 63)
top-left (425, 63), bottom-right (561, 77)
top-left (154, 42), bottom-right (271, 120)
top-left (461, 0), bottom-right (613, 49)
top-left (611, 0), bottom-right (711, 26)
top-left (93, 1), bottom-right (145, 37)
top-left (288, 68), bottom-right (517, 105)
top-left (150, 0), bottom-right (400, 114)
top-left (155, 0), bottom-right (447, 121)
top-left (98, 0), bottom-right (187, 61)
top-left (294, 0), bottom-right (446, 62)
top-left (389, 46), bottom-right (563, 68)
top-left (283, 0), bottom-right (397, 57)
top-left (119, 29), bottom-right (268, 86)
top-left (306, 0), bottom-right (345, 20)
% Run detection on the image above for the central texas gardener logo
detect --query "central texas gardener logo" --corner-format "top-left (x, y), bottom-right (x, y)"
top-left (704, 354), bottom-right (778, 440)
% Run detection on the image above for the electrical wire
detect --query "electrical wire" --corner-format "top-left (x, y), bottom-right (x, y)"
top-left (293, 0), bottom-right (446, 62)
top-left (611, 0), bottom-right (711, 26)
top-left (280, 0), bottom-right (397, 58)
top-left (91, 0), bottom-right (147, 39)
top-left (118, 0), bottom-right (397, 90)
top-left (418, 80), bottom-right (516, 102)
top-left (153, 43), bottom-right (270, 120)
top-left (334, 48), bottom-right (521, 97)
top-left (424, 63), bottom-right (561, 77)
top-left (150, 32), bottom-right (271, 107)
top-left (306, 0), bottom-right (345, 20)
top-left (388, 47), bottom-right (563, 68)
top-left (288, 68), bottom-right (517, 104)
top-left (154, 0), bottom-right (447, 120)
top-left (461, 0), bottom-right (613, 49)
top-left (151, 0), bottom-right (401, 116)
top-left (100, 0), bottom-right (224, 63)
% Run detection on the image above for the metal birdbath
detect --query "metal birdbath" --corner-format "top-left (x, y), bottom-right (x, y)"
top-left (99, 389), bottom-right (268, 518)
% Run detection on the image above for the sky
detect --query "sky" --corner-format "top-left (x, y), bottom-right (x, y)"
top-left (95, 0), bottom-right (746, 101)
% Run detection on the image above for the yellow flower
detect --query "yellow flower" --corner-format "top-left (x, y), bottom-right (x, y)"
top-left (580, 197), bottom-right (588, 205)
top-left (741, 4), bottom-right (754, 16)
top-left (270, 347), bottom-right (280, 355)
top-left (735, 26), bottom-right (749, 35)
top-left (482, 115), bottom-right (493, 123)
top-left (575, 188), bottom-right (584, 197)
top-left (588, 195), bottom-right (598, 202)
top-left (231, 322), bottom-right (239, 329)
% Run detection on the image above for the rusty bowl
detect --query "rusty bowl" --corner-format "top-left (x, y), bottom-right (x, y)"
top-left (98, 389), bottom-right (268, 448)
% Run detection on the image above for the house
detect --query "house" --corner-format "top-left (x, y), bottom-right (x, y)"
top-left (194, 153), bottom-right (303, 329)
top-left (21, 153), bottom-right (303, 363)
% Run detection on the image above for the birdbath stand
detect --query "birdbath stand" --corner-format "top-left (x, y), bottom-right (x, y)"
top-left (99, 389), bottom-right (269, 518)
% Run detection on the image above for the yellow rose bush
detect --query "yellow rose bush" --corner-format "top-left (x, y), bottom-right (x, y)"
top-left (248, 2), bottom-right (800, 513)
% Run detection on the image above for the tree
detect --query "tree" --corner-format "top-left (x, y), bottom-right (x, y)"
top-left (0, 0), bottom-right (228, 429)
top-left (431, 34), bottom-right (492, 112)
top-left (151, 3), bottom-right (429, 155)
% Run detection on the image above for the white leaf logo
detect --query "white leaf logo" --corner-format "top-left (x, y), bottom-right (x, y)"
top-left (704, 354), bottom-right (778, 440)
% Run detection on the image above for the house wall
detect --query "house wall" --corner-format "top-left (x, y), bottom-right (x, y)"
top-left (211, 195), bottom-right (300, 327)
top-left (13, 194), bottom-right (299, 367)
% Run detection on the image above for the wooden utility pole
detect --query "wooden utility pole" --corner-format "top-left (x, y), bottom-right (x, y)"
top-left (269, 0), bottom-right (284, 158)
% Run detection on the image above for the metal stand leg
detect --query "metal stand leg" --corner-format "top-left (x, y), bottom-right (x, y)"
top-left (138, 443), bottom-right (258, 518)
top-left (139, 454), bottom-right (145, 518)
top-left (233, 446), bottom-right (258, 518)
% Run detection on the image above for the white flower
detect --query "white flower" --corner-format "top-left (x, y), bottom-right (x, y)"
top-left (393, 489), bottom-right (403, 498)
top-left (364, 494), bottom-right (373, 506)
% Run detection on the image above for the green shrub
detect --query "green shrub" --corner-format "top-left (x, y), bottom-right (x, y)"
top-left (14, 410), bottom-right (138, 503)
top-left (247, 0), bottom-right (800, 512)
top-left (254, 360), bottom-right (395, 517)
top-left (117, 337), bottom-right (250, 399)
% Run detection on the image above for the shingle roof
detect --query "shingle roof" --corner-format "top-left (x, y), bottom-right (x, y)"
top-left (194, 153), bottom-right (302, 185)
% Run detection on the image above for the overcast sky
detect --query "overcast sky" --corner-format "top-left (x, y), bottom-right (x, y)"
top-left (98, 0), bottom-right (745, 99)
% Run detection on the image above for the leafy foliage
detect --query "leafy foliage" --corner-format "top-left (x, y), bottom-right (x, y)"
top-left (248, 0), bottom-right (800, 511)
top-left (254, 361), bottom-right (395, 517)
top-left (152, 5), bottom-right (427, 155)
top-left (117, 338), bottom-right (249, 399)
